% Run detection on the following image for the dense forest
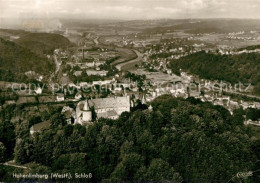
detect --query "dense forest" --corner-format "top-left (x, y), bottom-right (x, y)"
top-left (169, 51), bottom-right (260, 95)
top-left (0, 95), bottom-right (259, 182)
top-left (15, 33), bottom-right (74, 55)
top-left (0, 38), bottom-right (55, 82)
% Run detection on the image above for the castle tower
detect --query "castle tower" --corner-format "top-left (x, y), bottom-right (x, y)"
top-left (82, 100), bottom-right (92, 122)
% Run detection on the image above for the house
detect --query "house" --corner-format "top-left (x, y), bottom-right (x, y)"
top-left (166, 69), bottom-right (172, 75)
top-left (25, 71), bottom-right (36, 77)
top-left (30, 121), bottom-right (51, 135)
top-left (213, 99), bottom-right (224, 106)
top-left (38, 76), bottom-right (43, 81)
top-left (56, 93), bottom-right (65, 102)
top-left (4, 100), bottom-right (16, 105)
top-left (85, 62), bottom-right (95, 68)
top-left (189, 91), bottom-right (201, 98)
top-left (74, 71), bottom-right (83, 77)
top-left (113, 87), bottom-right (123, 93)
top-left (75, 92), bottom-right (83, 100)
top-left (229, 100), bottom-right (240, 109)
top-left (35, 87), bottom-right (43, 95)
top-left (86, 70), bottom-right (108, 76)
top-left (92, 80), bottom-right (113, 86)
top-left (204, 94), bottom-right (214, 102)
top-left (240, 101), bottom-right (251, 110)
top-left (76, 96), bottom-right (130, 124)
top-left (245, 119), bottom-right (260, 126)
top-left (254, 102), bottom-right (260, 109)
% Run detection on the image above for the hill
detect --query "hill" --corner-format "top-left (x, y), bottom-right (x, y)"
top-left (1, 95), bottom-right (258, 182)
top-left (0, 38), bottom-right (55, 82)
top-left (169, 51), bottom-right (260, 95)
top-left (15, 33), bottom-right (73, 55)
top-left (141, 19), bottom-right (260, 34)
top-left (0, 29), bottom-right (28, 40)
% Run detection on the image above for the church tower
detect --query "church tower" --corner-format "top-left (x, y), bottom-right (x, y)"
top-left (141, 94), bottom-right (146, 104)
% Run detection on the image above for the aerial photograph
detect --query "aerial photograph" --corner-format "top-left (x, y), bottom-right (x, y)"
top-left (0, 0), bottom-right (260, 182)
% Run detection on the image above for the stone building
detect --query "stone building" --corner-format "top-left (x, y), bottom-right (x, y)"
top-left (76, 96), bottom-right (130, 125)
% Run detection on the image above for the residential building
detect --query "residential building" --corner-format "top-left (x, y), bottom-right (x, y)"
top-left (56, 93), bottom-right (65, 102)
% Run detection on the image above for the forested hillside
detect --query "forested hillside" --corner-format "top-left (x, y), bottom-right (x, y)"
top-left (0, 38), bottom-right (54, 82)
top-left (170, 51), bottom-right (260, 95)
top-left (15, 33), bottom-right (73, 55)
top-left (1, 95), bottom-right (259, 182)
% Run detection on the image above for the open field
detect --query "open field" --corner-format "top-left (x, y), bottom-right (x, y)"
top-left (116, 50), bottom-right (142, 71)
top-left (111, 47), bottom-right (136, 65)
top-left (132, 69), bottom-right (183, 84)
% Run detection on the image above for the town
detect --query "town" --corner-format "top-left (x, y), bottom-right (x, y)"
top-left (1, 20), bottom-right (260, 135)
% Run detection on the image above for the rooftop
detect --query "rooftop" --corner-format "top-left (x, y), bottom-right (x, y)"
top-left (88, 96), bottom-right (130, 109)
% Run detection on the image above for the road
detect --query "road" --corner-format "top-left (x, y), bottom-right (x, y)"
top-left (1, 160), bottom-right (28, 169)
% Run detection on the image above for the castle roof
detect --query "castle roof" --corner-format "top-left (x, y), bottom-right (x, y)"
top-left (88, 96), bottom-right (130, 110)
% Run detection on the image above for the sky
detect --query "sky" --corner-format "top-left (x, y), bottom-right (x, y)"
top-left (0, 0), bottom-right (260, 20)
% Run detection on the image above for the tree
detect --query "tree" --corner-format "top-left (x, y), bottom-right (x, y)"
top-left (14, 139), bottom-right (27, 164)
top-left (73, 124), bottom-right (86, 137)
top-left (135, 159), bottom-right (182, 182)
top-left (0, 142), bottom-right (6, 163)
top-left (0, 121), bottom-right (15, 159)
top-left (29, 116), bottom-right (42, 127)
top-left (110, 153), bottom-right (144, 181)
top-left (50, 113), bottom-right (66, 127)
top-left (53, 153), bottom-right (87, 174)
top-left (64, 124), bottom-right (73, 136)
top-left (246, 108), bottom-right (260, 121)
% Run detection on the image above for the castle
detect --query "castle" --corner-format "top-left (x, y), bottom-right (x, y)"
top-left (76, 96), bottom-right (131, 125)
